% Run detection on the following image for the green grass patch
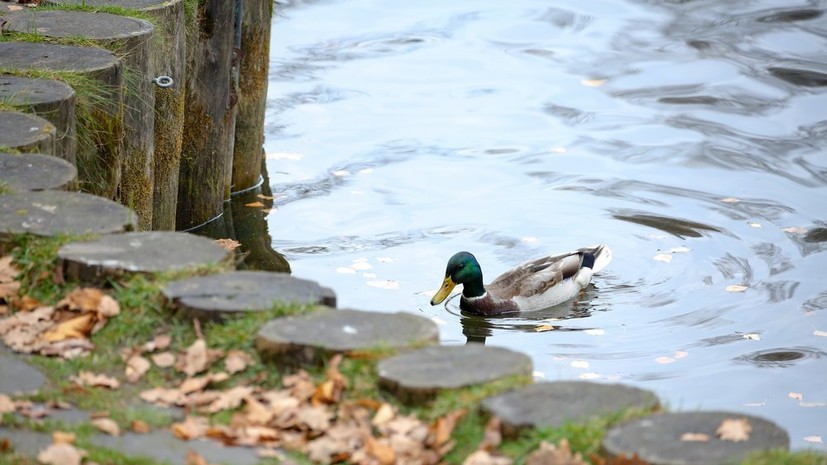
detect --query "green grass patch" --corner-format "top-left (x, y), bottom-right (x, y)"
top-left (742, 449), bottom-right (827, 465)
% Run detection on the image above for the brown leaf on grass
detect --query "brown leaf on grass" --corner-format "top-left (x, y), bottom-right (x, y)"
top-left (224, 350), bottom-right (254, 374)
top-left (52, 431), bottom-right (76, 445)
top-left (476, 415), bottom-right (501, 452)
top-left (70, 371), bottom-right (120, 389)
top-left (283, 370), bottom-right (317, 402)
top-left (205, 386), bottom-right (255, 413)
top-left (41, 312), bottom-right (96, 342)
top-left (0, 282), bottom-right (21, 300)
top-left (131, 420), bottom-right (151, 433)
top-left (39, 339), bottom-right (95, 359)
top-left (0, 394), bottom-right (15, 414)
top-left (180, 339), bottom-right (209, 377)
top-left (91, 417), bottom-right (121, 436)
top-left (372, 402), bottom-right (395, 427)
top-left (37, 443), bottom-right (86, 465)
top-left (14, 295), bottom-right (43, 312)
top-left (313, 353), bottom-right (347, 405)
top-left (125, 354), bottom-right (151, 383)
top-left (185, 449), bottom-right (214, 465)
top-left (57, 288), bottom-right (102, 313)
top-left (151, 351), bottom-right (176, 368)
top-left (140, 387), bottom-right (184, 406)
top-left (430, 408), bottom-right (466, 451)
top-left (0, 256), bottom-right (20, 282)
top-left (244, 395), bottom-right (275, 425)
top-left (144, 334), bottom-right (172, 352)
top-left (294, 404), bottom-right (333, 432)
top-left (180, 372), bottom-right (230, 395)
top-left (172, 416), bottom-right (210, 440)
top-left (716, 417), bottom-right (752, 442)
top-left (95, 294), bottom-right (120, 318)
top-left (525, 439), bottom-right (587, 465)
top-left (365, 435), bottom-right (396, 465)
top-left (463, 450), bottom-right (513, 465)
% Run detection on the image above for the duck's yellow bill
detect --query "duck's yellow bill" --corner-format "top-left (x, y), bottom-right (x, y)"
top-left (430, 276), bottom-right (456, 305)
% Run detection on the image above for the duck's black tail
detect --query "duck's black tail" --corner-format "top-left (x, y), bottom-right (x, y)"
top-left (580, 245), bottom-right (612, 273)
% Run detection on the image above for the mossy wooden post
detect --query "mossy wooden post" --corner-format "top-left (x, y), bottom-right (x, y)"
top-left (4, 11), bottom-right (155, 229)
top-left (177, 0), bottom-right (236, 230)
top-left (0, 42), bottom-right (122, 198)
top-left (48, 0), bottom-right (188, 231)
top-left (232, 0), bottom-right (271, 192)
top-left (0, 76), bottom-right (77, 166)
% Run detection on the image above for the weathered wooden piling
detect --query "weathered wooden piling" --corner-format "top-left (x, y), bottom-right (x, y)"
top-left (0, 42), bottom-right (122, 201)
top-left (177, 0), bottom-right (237, 230)
top-left (232, 0), bottom-right (272, 193)
top-left (0, 76), bottom-right (77, 166)
top-left (4, 10), bottom-right (157, 230)
top-left (47, 0), bottom-right (188, 231)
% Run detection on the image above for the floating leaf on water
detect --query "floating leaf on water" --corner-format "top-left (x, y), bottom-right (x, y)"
top-left (720, 197), bottom-right (741, 203)
top-left (534, 324), bottom-right (556, 332)
top-left (581, 78), bottom-right (606, 87)
top-left (804, 435), bottom-right (823, 444)
top-left (244, 201), bottom-right (265, 208)
top-left (782, 226), bottom-right (808, 234)
top-left (670, 246), bottom-right (691, 253)
top-left (584, 328), bottom-right (605, 336)
top-left (680, 432), bottom-right (711, 442)
top-left (578, 372), bottom-right (600, 380)
top-left (748, 222), bottom-right (762, 228)
top-left (256, 194), bottom-right (275, 200)
top-left (742, 333), bottom-right (761, 341)
top-left (813, 329), bottom-right (827, 337)
top-left (655, 356), bottom-right (675, 364)
top-left (726, 284), bottom-right (749, 292)
top-left (570, 360), bottom-right (590, 369)
top-left (788, 392), bottom-right (803, 401)
top-left (716, 417), bottom-right (752, 442)
top-left (332, 170), bottom-right (350, 177)
top-left (653, 253), bottom-right (672, 263)
top-left (674, 350), bottom-right (689, 359)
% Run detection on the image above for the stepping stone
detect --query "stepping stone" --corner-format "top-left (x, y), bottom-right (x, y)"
top-left (0, 191), bottom-right (137, 246)
top-left (0, 111), bottom-right (56, 155)
top-left (602, 411), bottom-right (790, 465)
top-left (0, 76), bottom-right (77, 165)
top-left (58, 232), bottom-right (232, 284)
top-left (378, 345), bottom-right (532, 403)
top-left (482, 381), bottom-right (660, 437)
top-left (161, 271), bottom-right (336, 321)
top-left (0, 346), bottom-right (46, 395)
top-left (0, 153), bottom-right (77, 192)
top-left (256, 309), bottom-right (439, 367)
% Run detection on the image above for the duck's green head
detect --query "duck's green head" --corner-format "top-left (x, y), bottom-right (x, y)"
top-left (430, 251), bottom-right (485, 305)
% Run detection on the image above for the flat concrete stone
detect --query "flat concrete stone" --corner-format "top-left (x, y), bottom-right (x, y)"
top-left (482, 381), bottom-right (660, 436)
top-left (0, 111), bottom-right (56, 155)
top-left (602, 411), bottom-right (790, 465)
top-left (256, 309), bottom-right (439, 367)
top-left (0, 191), bottom-right (137, 240)
top-left (378, 345), bottom-right (533, 403)
top-left (161, 271), bottom-right (336, 321)
top-left (0, 346), bottom-right (46, 395)
top-left (0, 76), bottom-right (77, 165)
top-left (0, 153), bottom-right (77, 191)
top-left (58, 232), bottom-right (232, 283)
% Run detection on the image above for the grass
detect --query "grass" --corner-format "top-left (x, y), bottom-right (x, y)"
top-left (1, 234), bottom-right (825, 465)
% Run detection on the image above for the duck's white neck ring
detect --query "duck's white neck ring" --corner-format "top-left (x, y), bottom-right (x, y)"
top-left (463, 291), bottom-right (488, 301)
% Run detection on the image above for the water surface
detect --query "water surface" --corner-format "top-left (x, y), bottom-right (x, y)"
top-left (263, 0), bottom-right (827, 448)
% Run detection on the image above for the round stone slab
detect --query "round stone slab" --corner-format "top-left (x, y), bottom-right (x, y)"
top-left (0, 153), bottom-right (77, 191)
top-left (58, 232), bottom-right (231, 283)
top-left (161, 271), bottom-right (337, 321)
top-left (256, 309), bottom-right (439, 367)
top-left (602, 411), bottom-right (790, 465)
top-left (0, 191), bottom-right (137, 238)
top-left (482, 381), bottom-right (660, 436)
top-left (378, 344), bottom-right (532, 403)
top-left (0, 111), bottom-right (56, 155)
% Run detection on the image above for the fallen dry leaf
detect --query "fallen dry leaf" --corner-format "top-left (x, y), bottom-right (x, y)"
top-left (214, 238), bottom-right (241, 251)
top-left (365, 435), bottom-right (396, 465)
top-left (151, 351), bottom-right (176, 368)
top-left (525, 439), bottom-right (587, 465)
top-left (680, 432), bottom-right (711, 442)
top-left (476, 415), bottom-right (501, 452)
top-left (91, 417), bottom-right (121, 436)
top-left (185, 449), bottom-right (212, 465)
top-left (0, 256), bottom-right (20, 283)
top-left (173, 416), bottom-right (210, 440)
top-left (224, 350), bottom-right (254, 374)
top-left (464, 449), bottom-right (513, 465)
top-left (788, 392), bottom-right (804, 401)
top-left (52, 431), bottom-right (76, 445)
top-left (372, 403), bottom-right (395, 427)
top-left (144, 334), bottom-right (172, 352)
top-left (0, 394), bottom-right (15, 414)
top-left (41, 312), bottom-right (96, 342)
top-left (725, 284), bottom-right (749, 293)
top-left (716, 417), bottom-right (752, 442)
top-left (71, 371), bottom-right (120, 389)
top-left (181, 338), bottom-right (209, 377)
top-left (37, 443), bottom-right (86, 465)
top-left (125, 354), bottom-right (152, 383)
top-left (804, 435), bottom-right (823, 444)
top-left (57, 288), bottom-right (103, 313)
top-left (534, 324), bottom-right (556, 332)
top-left (131, 420), bottom-right (151, 433)
top-left (244, 201), bottom-right (265, 208)
top-left (140, 387), bottom-right (184, 406)
top-left (205, 386), bottom-right (255, 413)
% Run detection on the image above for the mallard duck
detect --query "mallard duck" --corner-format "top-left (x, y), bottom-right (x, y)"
top-left (430, 245), bottom-right (612, 315)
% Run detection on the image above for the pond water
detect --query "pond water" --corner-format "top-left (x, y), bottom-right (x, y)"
top-left (262, 0), bottom-right (827, 449)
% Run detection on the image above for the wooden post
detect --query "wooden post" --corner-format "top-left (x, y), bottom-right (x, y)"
top-left (177, 0), bottom-right (236, 230)
top-left (232, 0), bottom-right (272, 193)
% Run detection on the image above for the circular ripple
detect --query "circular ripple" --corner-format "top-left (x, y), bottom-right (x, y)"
top-left (735, 347), bottom-right (825, 368)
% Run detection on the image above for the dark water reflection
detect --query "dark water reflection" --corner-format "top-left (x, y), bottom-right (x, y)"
top-left (264, 0), bottom-right (827, 449)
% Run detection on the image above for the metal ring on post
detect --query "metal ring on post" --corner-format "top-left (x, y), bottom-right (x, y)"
top-left (153, 75), bottom-right (174, 88)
